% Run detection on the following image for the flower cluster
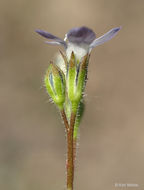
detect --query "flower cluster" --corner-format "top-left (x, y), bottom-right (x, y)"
top-left (36, 26), bottom-right (120, 190)
top-left (36, 26), bottom-right (120, 132)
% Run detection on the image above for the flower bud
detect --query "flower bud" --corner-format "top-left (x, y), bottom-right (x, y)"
top-left (44, 63), bottom-right (66, 110)
top-left (67, 52), bottom-right (89, 112)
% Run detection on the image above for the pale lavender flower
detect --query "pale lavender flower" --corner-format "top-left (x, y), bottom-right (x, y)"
top-left (36, 26), bottom-right (121, 60)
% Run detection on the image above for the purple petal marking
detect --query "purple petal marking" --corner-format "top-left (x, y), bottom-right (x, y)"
top-left (66, 26), bottom-right (96, 44)
top-left (35, 29), bottom-right (67, 48)
top-left (89, 27), bottom-right (121, 48)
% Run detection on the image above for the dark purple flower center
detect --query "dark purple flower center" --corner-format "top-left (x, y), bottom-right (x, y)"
top-left (67, 26), bottom-right (96, 45)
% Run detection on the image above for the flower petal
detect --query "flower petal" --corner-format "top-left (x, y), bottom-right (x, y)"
top-left (35, 29), bottom-right (67, 48)
top-left (89, 27), bottom-right (121, 49)
top-left (66, 26), bottom-right (96, 45)
top-left (45, 41), bottom-right (63, 46)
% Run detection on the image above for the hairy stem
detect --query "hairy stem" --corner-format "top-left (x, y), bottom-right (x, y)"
top-left (66, 112), bottom-right (76, 190)
top-left (61, 109), bottom-right (69, 132)
top-left (73, 138), bottom-right (77, 163)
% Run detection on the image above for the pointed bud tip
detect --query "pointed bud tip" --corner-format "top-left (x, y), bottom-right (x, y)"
top-left (80, 54), bottom-right (89, 70)
top-left (70, 51), bottom-right (75, 61)
top-left (59, 50), bottom-right (68, 65)
top-left (69, 51), bottom-right (76, 68)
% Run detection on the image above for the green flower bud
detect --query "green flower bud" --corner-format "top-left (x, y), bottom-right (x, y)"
top-left (44, 63), bottom-right (66, 110)
top-left (67, 52), bottom-right (89, 113)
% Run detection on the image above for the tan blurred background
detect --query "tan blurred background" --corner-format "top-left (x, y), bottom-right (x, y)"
top-left (0, 0), bottom-right (144, 189)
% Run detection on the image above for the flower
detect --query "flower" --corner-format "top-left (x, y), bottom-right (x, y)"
top-left (36, 26), bottom-right (121, 112)
top-left (36, 26), bottom-right (121, 61)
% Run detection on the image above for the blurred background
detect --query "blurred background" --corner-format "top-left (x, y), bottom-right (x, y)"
top-left (0, 0), bottom-right (144, 189)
